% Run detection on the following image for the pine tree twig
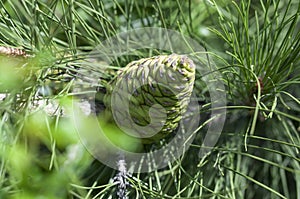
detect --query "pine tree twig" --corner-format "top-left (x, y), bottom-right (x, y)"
top-left (0, 46), bottom-right (28, 57)
top-left (114, 154), bottom-right (129, 199)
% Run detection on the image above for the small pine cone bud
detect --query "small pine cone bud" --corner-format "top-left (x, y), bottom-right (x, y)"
top-left (104, 54), bottom-right (195, 143)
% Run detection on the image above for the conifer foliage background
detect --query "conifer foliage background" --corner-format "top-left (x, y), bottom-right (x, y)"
top-left (0, 0), bottom-right (299, 198)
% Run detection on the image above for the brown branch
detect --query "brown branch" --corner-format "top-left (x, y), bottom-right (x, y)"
top-left (0, 46), bottom-right (28, 57)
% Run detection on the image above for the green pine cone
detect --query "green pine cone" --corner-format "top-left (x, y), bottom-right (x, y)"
top-left (104, 54), bottom-right (195, 143)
